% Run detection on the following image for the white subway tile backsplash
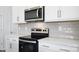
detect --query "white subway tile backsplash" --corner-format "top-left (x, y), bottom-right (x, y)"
top-left (18, 21), bottom-right (79, 40)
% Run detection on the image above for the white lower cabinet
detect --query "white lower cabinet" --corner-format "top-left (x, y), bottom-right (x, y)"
top-left (6, 37), bottom-right (19, 52)
top-left (39, 44), bottom-right (52, 52)
top-left (6, 38), bottom-right (11, 52)
top-left (39, 39), bottom-right (79, 52)
top-left (11, 38), bottom-right (19, 52)
top-left (39, 42), bottom-right (58, 52)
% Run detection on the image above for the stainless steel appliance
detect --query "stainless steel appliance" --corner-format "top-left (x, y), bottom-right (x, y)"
top-left (19, 28), bottom-right (49, 52)
top-left (25, 6), bottom-right (44, 22)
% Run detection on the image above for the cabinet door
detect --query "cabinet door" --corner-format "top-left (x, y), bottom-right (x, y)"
top-left (45, 6), bottom-right (60, 22)
top-left (61, 6), bottom-right (79, 21)
top-left (39, 42), bottom-right (51, 52)
top-left (18, 6), bottom-right (37, 23)
top-left (11, 38), bottom-right (19, 52)
top-left (16, 6), bottom-right (26, 23)
top-left (5, 38), bottom-right (19, 52)
top-left (0, 15), bottom-right (4, 50)
top-left (12, 6), bottom-right (26, 23)
top-left (12, 7), bottom-right (18, 23)
top-left (5, 38), bottom-right (11, 52)
top-left (39, 45), bottom-right (50, 52)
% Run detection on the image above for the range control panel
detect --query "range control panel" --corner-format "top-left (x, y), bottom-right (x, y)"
top-left (31, 28), bottom-right (49, 33)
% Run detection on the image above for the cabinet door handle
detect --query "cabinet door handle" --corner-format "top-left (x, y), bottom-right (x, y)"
top-left (17, 16), bottom-right (19, 21)
top-left (57, 9), bottom-right (61, 18)
top-left (41, 45), bottom-right (49, 48)
top-left (10, 43), bottom-right (12, 49)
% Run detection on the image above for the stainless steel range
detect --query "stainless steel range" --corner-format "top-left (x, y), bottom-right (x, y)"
top-left (19, 28), bottom-right (49, 52)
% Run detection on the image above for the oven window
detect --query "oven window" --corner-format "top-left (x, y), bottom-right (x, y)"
top-left (19, 41), bottom-right (38, 52)
top-left (24, 43), bottom-right (35, 52)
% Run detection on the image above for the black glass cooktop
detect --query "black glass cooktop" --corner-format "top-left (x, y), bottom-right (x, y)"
top-left (19, 35), bottom-right (48, 41)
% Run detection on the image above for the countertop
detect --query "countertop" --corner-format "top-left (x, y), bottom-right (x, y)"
top-left (38, 37), bottom-right (79, 50)
top-left (39, 37), bottom-right (79, 43)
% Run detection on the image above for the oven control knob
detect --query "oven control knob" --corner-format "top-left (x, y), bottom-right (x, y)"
top-left (43, 30), bottom-right (46, 31)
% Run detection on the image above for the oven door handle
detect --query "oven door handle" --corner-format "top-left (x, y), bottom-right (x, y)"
top-left (19, 39), bottom-right (37, 43)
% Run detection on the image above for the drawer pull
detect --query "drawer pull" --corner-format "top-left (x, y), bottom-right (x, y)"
top-left (41, 45), bottom-right (49, 48)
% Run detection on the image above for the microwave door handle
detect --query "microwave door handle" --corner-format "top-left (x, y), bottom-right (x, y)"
top-left (37, 9), bottom-right (38, 17)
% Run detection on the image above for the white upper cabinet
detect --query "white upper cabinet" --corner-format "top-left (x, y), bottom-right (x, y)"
top-left (45, 6), bottom-right (79, 22)
top-left (12, 6), bottom-right (26, 23)
top-left (12, 6), bottom-right (79, 23)
top-left (45, 6), bottom-right (61, 22)
top-left (12, 7), bottom-right (17, 23)
top-left (12, 6), bottom-right (39, 23)
top-left (61, 6), bottom-right (79, 21)
top-left (12, 6), bottom-right (33, 23)
top-left (12, 6), bottom-right (30, 23)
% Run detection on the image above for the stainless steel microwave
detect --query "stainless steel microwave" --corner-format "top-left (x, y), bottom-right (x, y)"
top-left (25, 6), bottom-right (44, 22)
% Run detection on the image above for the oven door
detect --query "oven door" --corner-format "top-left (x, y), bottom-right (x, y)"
top-left (19, 40), bottom-right (38, 52)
